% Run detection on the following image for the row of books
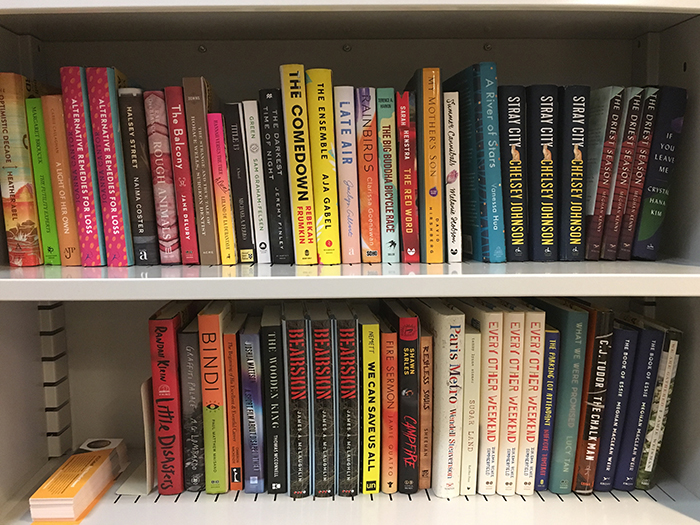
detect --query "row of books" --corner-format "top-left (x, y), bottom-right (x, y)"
top-left (148, 296), bottom-right (680, 499)
top-left (0, 66), bottom-right (686, 268)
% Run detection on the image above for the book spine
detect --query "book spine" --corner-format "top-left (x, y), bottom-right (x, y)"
top-left (381, 327), bottom-right (399, 493)
top-left (376, 87), bottom-right (400, 263)
top-left (398, 316), bottom-right (420, 493)
top-left (526, 85), bottom-right (559, 262)
top-left (636, 330), bottom-right (681, 489)
top-left (460, 329), bottom-right (480, 495)
top-left (59, 67), bottom-right (105, 266)
top-left (336, 317), bottom-right (360, 496)
top-left (240, 328), bottom-right (266, 492)
top-left (223, 103), bottom-right (255, 263)
top-left (593, 327), bottom-right (638, 491)
top-left (86, 67), bottom-right (133, 266)
top-left (573, 311), bottom-right (613, 494)
top-left (261, 321), bottom-right (288, 493)
top-left (150, 316), bottom-right (185, 494)
top-left (334, 86), bottom-right (362, 264)
top-left (396, 91), bottom-right (420, 263)
top-left (418, 332), bottom-right (433, 490)
top-left (259, 88), bottom-right (294, 265)
top-left (535, 329), bottom-right (560, 491)
top-left (311, 317), bottom-right (335, 496)
top-left (223, 330), bottom-right (243, 491)
top-left (199, 313), bottom-right (229, 493)
top-left (206, 113), bottom-right (238, 264)
top-left (182, 77), bottom-right (220, 265)
top-left (178, 328), bottom-right (205, 491)
top-left (443, 92), bottom-right (462, 262)
top-left (497, 311), bottom-right (523, 496)
top-left (279, 65), bottom-right (318, 265)
top-left (584, 87), bottom-right (625, 260)
top-left (41, 95), bottom-right (81, 265)
top-left (613, 328), bottom-right (663, 490)
top-left (632, 87), bottom-right (688, 260)
top-left (144, 90), bottom-right (181, 264)
top-left (515, 312), bottom-right (545, 496)
top-left (618, 88), bottom-right (659, 260)
top-left (164, 86), bottom-right (199, 264)
top-left (25, 98), bottom-right (60, 265)
top-left (117, 89), bottom-right (160, 265)
top-left (362, 318), bottom-right (381, 493)
top-left (306, 69), bottom-right (341, 265)
top-left (355, 87), bottom-right (382, 263)
top-left (286, 318), bottom-right (312, 497)
top-left (558, 86), bottom-right (590, 261)
top-left (498, 86), bottom-right (528, 262)
top-left (243, 100), bottom-right (271, 264)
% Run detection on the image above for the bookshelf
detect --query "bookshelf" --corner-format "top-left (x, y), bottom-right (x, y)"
top-left (2, 1), bottom-right (700, 524)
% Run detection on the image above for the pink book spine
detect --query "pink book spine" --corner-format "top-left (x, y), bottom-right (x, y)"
top-left (164, 86), bottom-right (200, 264)
top-left (86, 67), bottom-right (130, 266)
top-left (59, 66), bottom-right (105, 266)
top-left (144, 90), bottom-right (181, 264)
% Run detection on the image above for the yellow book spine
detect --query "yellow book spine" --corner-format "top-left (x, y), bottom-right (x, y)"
top-left (362, 320), bottom-right (381, 493)
top-left (279, 64), bottom-right (318, 265)
top-left (305, 68), bottom-right (341, 265)
top-left (422, 68), bottom-right (444, 263)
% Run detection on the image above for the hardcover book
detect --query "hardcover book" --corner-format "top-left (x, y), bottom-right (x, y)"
top-left (535, 326), bottom-right (561, 491)
top-left (144, 90), bottom-right (181, 264)
top-left (86, 67), bottom-right (134, 266)
top-left (443, 92), bottom-right (462, 263)
top-left (527, 85), bottom-right (559, 262)
top-left (306, 69), bottom-right (341, 265)
top-left (396, 91), bottom-right (420, 263)
top-left (498, 85), bottom-right (528, 262)
top-left (418, 330), bottom-right (433, 490)
top-left (355, 87), bottom-right (382, 263)
top-left (380, 317), bottom-right (399, 494)
top-left (376, 87), bottom-right (400, 263)
top-left (117, 88), bottom-right (159, 265)
top-left (279, 64), bottom-right (318, 265)
top-left (558, 86), bottom-right (590, 261)
top-left (259, 89), bottom-right (294, 265)
top-left (60, 67), bottom-right (106, 266)
top-left (223, 312), bottom-right (248, 491)
top-left (334, 86), bottom-right (362, 264)
top-left (164, 86), bottom-right (199, 264)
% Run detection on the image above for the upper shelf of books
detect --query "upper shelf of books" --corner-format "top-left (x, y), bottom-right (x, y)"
top-left (2, 260), bottom-right (700, 301)
top-left (1, 1), bottom-right (699, 42)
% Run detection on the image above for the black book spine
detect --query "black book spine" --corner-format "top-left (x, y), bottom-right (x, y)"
top-left (223, 103), bottom-right (256, 263)
top-left (527, 85), bottom-right (559, 261)
top-left (558, 86), bottom-right (590, 261)
top-left (311, 316), bottom-right (335, 496)
top-left (498, 85), bottom-right (529, 261)
top-left (286, 317), bottom-right (311, 498)
top-left (262, 321), bottom-right (288, 493)
top-left (118, 90), bottom-right (160, 264)
top-left (259, 89), bottom-right (294, 264)
top-left (397, 324), bottom-right (419, 494)
top-left (178, 328), bottom-right (205, 491)
top-left (336, 317), bottom-right (360, 497)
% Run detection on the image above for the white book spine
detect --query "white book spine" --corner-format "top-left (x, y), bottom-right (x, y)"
top-left (443, 92), bottom-right (461, 263)
top-left (516, 310), bottom-right (545, 495)
top-left (496, 309), bottom-right (524, 496)
top-left (334, 86), bottom-right (361, 264)
top-left (243, 100), bottom-right (271, 264)
top-left (460, 327), bottom-right (481, 495)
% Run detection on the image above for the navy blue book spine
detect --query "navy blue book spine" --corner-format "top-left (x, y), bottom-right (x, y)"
top-left (594, 323), bottom-right (638, 491)
top-left (612, 327), bottom-right (663, 490)
top-left (535, 328), bottom-right (560, 491)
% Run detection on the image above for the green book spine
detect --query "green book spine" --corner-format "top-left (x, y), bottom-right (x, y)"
top-left (25, 98), bottom-right (60, 265)
top-left (529, 298), bottom-right (588, 494)
top-left (376, 87), bottom-right (400, 262)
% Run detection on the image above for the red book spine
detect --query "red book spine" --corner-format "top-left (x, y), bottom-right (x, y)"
top-left (164, 86), bottom-right (200, 264)
top-left (396, 92), bottom-right (420, 263)
top-left (381, 328), bottom-right (399, 493)
top-left (149, 315), bottom-right (186, 494)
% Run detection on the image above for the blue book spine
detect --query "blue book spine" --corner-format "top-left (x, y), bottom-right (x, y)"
top-left (612, 327), bottom-right (663, 490)
top-left (240, 317), bottom-right (266, 493)
top-left (594, 324), bottom-right (638, 491)
top-left (535, 327), bottom-right (560, 491)
top-left (476, 62), bottom-right (506, 262)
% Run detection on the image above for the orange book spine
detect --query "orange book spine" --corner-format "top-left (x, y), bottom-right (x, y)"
top-left (381, 328), bottom-right (398, 493)
top-left (224, 331), bottom-right (243, 491)
top-left (419, 332), bottom-right (434, 490)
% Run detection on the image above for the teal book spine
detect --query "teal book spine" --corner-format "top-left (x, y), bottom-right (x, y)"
top-left (529, 298), bottom-right (588, 494)
top-left (376, 88), bottom-right (400, 262)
